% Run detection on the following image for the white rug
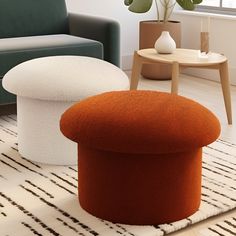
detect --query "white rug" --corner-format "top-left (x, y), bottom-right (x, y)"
top-left (0, 115), bottom-right (236, 236)
top-left (199, 217), bottom-right (236, 236)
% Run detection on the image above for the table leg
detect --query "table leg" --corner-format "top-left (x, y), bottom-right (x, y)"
top-left (219, 61), bottom-right (232, 124)
top-left (130, 51), bottom-right (143, 90)
top-left (171, 62), bottom-right (179, 94)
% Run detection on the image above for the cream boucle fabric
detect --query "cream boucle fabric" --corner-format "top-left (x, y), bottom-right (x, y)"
top-left (3, 55), bottom-right (129, 101)
top-left (2, 56), bottom-right (129, 165)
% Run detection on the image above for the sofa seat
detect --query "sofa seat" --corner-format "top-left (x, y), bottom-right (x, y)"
top-left (0, 34), bottom-right (103, 104)
top-left (0, 0), bottom-right (120, 109)
top-left (0, 34), bottom-right (103, 77)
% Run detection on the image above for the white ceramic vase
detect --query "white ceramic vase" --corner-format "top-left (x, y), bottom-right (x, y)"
top-left (154, 31), bottom-right (176, 54)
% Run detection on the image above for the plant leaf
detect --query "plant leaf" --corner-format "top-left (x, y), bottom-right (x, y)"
top-left (124, 0), bottom-right (133, 6)
top-left (128, 0), bottom-right (153, 13)
top-left (176, 0), bottom-right (195, 10)
top-left (176, 0), bottom-right (203, 10)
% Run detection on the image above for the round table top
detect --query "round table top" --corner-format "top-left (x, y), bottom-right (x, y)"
top-left (137, 48), bottom-right (227, 66)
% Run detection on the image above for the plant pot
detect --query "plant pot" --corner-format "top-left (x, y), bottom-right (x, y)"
top-left (139, 20), bottom-right (181, 80)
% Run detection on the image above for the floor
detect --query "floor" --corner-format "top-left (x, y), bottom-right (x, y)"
top-left (1, 72), bottom-right (235, 236)
top-left (126, 71), bottom-right (236, 236)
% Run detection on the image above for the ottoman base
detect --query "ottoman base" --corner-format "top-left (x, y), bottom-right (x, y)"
top-left (17, 96), bottom-right (77, 165)
top-left (78, 144), bottom-right (202, 225)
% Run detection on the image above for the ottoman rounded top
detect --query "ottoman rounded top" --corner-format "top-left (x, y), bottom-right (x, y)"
top-left (60, 90), bottom-right (221, 154)
top-left (2, 56), bottom-right (128, 102)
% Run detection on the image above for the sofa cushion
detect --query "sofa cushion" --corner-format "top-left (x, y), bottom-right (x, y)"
top-left (0, 34), bottom-right (103, 77)
top-left (0, 0), bottom-right (68, 38)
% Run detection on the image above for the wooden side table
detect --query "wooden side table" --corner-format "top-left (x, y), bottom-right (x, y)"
top-left (130, 48), bottom-right (232, 124)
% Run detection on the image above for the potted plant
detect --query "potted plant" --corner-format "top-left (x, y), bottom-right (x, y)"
top-left (124, 0), bottom-right (202, 79)
top-left (124, 0), bottom-right (202, 22)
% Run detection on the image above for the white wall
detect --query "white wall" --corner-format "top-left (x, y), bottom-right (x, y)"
top-left (65, 1), bottom-right (236, 85)
top-left (173, 10), bottom-right (236, 85)
top-left (65, 0), bottom-right (155, 69)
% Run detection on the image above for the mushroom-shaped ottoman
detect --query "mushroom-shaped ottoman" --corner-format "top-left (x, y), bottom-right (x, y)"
top-left (60, 90), bottom-right (220, 224)
top-left (2, 56), bottom-right (129, 165)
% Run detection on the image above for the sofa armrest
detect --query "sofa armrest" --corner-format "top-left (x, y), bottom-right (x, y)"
top-left (68, 13), bottom-right (120, 67)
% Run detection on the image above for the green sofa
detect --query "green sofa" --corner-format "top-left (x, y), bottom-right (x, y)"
top-left (0, 0), bottom-right (120, 110)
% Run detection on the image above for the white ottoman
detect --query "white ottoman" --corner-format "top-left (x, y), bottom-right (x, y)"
top-left (3, 56), bottom-right (129, 165)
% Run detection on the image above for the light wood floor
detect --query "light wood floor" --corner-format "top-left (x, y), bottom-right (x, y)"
top-left (126, 71), bottom-right (236, 236)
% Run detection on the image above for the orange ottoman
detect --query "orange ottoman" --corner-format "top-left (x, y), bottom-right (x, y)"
top-left (60, 90), bottom-right (220, 225)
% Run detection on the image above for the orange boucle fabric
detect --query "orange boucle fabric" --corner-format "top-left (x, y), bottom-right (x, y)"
top-left (60, 90), bottom-right (220, 154)
top-left (60, 90), bottom-right (220, 225)
top-left (78, 145), bottom-right (202, 225)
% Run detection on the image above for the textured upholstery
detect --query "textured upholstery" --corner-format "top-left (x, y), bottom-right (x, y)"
top-left (0, 0), bottom-right (120, 106)
top-left (3, 56), bottom-right (128, 101)
top-left (60, 90), bottom-right (220, 224)
top-left (0, 0), bottom-right (68, 38)
top-left (0, 35), bottom-right (103, 78)
top-left (68, 13), bottom-right (120, 69)
top-left (61, 91), bottom-right (221, 153)
top-left (3, 56), bottom-right (129, 165)
top-left (77, 145), bottom-right (202, 225)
